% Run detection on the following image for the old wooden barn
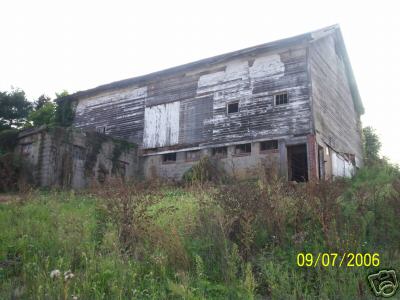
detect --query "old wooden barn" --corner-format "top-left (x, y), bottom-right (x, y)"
top-left (53, 24), bottom-right (363, 184)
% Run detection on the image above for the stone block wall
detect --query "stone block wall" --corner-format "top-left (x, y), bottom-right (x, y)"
top-left (142, 140), bottom-right (281, 181)
top-left (15, 126), bottom-right (138, 189)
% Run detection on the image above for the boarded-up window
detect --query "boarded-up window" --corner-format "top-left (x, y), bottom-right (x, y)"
top-left (144, 102), bottom-right (180, 148)
top-left (234, 143), bottom-right (251, 155)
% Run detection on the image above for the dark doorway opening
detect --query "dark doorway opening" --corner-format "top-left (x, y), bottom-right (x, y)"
top-left (287, 144), bottom-right (308, 182)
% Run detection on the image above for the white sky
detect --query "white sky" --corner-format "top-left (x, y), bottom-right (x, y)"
top-left (1, 0), bottom-right (399, 164)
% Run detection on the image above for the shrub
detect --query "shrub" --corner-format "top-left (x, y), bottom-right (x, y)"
top-left (0, 153), bottom-right (34, 192)
top-left (91, 180), bottom-right (160, 258)
top-left (1, 164), bottom-right (400, 299)
top-left (0, 129), bottom-right (19, 154)
top-left (182, 156), bottom-right (226, 185)
top-left (27, 102), bottom-right (56, 127)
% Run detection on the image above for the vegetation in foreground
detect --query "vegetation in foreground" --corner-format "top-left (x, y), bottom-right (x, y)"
top-left (0, 163), bottom-right (399, 299)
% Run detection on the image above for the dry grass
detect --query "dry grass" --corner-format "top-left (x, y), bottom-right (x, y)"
top-left (1, 163), bottom-right (399, 299)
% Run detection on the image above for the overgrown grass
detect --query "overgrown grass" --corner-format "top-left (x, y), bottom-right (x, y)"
top-left (0, 164), bottom-right (399, 299)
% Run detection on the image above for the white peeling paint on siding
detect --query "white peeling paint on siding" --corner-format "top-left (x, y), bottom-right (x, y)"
top-left (196, 55), bottom-right (284, 115)
top-left (143, 101), bottom-right (180, 148)
top-left (249, 54), bottom-right (285, 79)
top-left (224, 60), bottom-right (249, 81)
top-left (197, 71), bottom-right (225, 88)
top-left (197, 54), bottom-right (284, 91)
top-left (197, 60), bottom-right (250, 96)
top-left (76, 86), bottom-right (147, 115)
top-left (331, 152), bottom-right (354, 178)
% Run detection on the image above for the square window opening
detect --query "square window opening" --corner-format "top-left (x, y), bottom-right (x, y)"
top-left (260, 140), bottom-right (278, 152)
top-left (212, 146), bottom-right (227, 158)
top-left (163, 153), bottom-right (176, 163)
top-left (275, 92), bottom-right (288, 106)
top-left (96, 126), bottom-right (107, 134)
top-left (186, 150), bottom-right (201, 162)
top-left (227, 102), bottom-right (239, 114)
top-left (235, 143), bottom-right (251, 155)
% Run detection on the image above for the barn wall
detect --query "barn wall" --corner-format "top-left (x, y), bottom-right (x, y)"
top-left (16, 127), bottom-right (139, 189)
top-left (74, 87), bottom-right (146, 144)
top-left (142, 141), bottom-right (281, 180)
top-left (200, 47), bottom-right (311, 146)
top-left (72, 44), bottom-right (312, 152)
top-left (143, 101), bottom-right (180, 148)
top-left (309, 34), bottom-right (363, 169)
top-left (331, 151), bottom-right (355, 178)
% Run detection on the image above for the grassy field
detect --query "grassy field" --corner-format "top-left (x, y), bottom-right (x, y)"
top-left (0, 164), bottom-right (399, 299)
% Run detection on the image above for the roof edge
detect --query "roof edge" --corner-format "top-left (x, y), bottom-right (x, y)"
top-left (60, 28), bottom-right (324, 101)
top-left (60, 24), bottom-right (363, 117)
top-left (333, 26), bottom-right (364, 115)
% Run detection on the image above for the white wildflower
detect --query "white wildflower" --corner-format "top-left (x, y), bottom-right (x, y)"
top-left (64, 270), bottom-right (75, 280)
top-left (72, 295), bottom-right (78, 300)
top-left (50, 269), bottom-right (61, 279)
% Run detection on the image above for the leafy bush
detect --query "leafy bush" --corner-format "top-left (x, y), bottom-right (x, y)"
top-left (0, 129), bottom-right (19, 154)
top-left (54, 96), bottom-right (74, 127)
top-left (27, 102), bottom-right (56, 127)
top-left (0, 153), bottom-right (21, 192)
top-left (363, 126), bottom-right (381, 165)
top-left (0, 89), bottom-right (32, 130)
top-left (0, 129), bottom-right (34, 192)
top-left (182, 156), bottom-right (226, 185)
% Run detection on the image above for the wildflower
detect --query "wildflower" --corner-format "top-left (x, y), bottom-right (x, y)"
top-left (64, 270), bottom-right (75, 280)
top-left (50, 269), bottom-right (61, 279)
top-left (72, 295), bottom-right (78, 300)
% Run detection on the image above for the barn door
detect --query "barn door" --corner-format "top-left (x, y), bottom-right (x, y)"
top-left (287, 144), bottom-right (308, 182)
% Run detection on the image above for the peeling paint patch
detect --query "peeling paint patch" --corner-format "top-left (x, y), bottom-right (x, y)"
top-left (224, 61), bottom-right (249, 81)
top-left (249, 54), bottom-right (285, 79)
top-left (197, 71), bottom-right (225, 88)
top-left (143, 102), bottom-right (180, 148)
top-left (332, 152), bottom-right (354, 177)
top-left (76, 87), bottom-right (147, 115)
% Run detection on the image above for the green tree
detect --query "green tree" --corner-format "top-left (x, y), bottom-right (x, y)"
top-left (0, 89), bottom-right (32, 130)
top-left (25, 91), bottom-right (72, 128)
top-left (34, 94), bottom-right (52, 110)
top-left (363, 126), bottom-right (381, 165)
top-left (28, 101), bottom-right (56, 127)
top-left (54, 90), bottom-right (74, 127)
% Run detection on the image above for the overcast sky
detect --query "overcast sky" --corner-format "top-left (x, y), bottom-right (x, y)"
top-left (1, 0), bottom-right (399, 164)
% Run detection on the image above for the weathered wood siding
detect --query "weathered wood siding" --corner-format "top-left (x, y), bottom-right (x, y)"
top-left (202, 47), bottom-right (311, 146)
top-left (179, 96), bottom-right (213, 145)
top-left (143, 101), bottom-right (180, 148)
top-left (309, 34), bottom-right (363, 165)
top-left (74, 87), bottom-right (146, 144)
top-left (73, 44), bottom-right (312, 151)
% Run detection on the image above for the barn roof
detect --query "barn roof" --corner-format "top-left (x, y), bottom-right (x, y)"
top-left (60, 24), bottom-right (364, 115)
